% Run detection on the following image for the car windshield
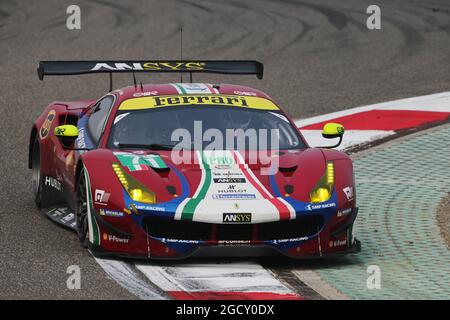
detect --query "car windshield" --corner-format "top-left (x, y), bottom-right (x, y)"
top-left (107, 105), bottom-right (304, 150)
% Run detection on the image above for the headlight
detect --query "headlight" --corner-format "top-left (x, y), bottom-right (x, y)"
top-left (112, 163), bottom-right (156, 204)
top-left (310, 161), bottom-right (334, 203)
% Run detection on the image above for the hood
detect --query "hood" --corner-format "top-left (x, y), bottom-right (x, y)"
top-left (84, 148), bottom-right (332, 224)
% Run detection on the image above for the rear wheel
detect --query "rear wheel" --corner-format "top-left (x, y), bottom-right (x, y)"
top-left (75, 168), bottom-right (89, 248)
top-left (31, 138), bottom-right (50, 209)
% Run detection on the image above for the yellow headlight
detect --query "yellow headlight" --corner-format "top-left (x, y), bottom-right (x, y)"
top-left (112, 163), bottom-right (156, 204)
top-left (310, 187), bottom-right (331, 203)
top-left (310, 161), bottom-right (334, 203)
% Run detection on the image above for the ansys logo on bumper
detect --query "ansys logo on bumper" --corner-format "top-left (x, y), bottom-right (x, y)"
top-left (223, 213), bottom-right (252, 223)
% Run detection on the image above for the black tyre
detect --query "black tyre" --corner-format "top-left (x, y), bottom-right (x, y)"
top-left (75, 167), bottom-right (89, 248)
top-left (31, 138), bottom-right (51, 209)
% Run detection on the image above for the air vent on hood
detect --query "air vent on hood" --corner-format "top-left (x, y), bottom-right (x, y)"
top-left (279, 165), bottom-right (297, 177)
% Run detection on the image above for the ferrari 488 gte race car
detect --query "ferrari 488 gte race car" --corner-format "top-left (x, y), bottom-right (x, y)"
top-left (29, 60), bottom-right (360, 259)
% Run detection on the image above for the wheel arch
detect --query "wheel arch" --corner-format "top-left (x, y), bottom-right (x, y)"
top-left (28, 126), bottom-right (38, 169)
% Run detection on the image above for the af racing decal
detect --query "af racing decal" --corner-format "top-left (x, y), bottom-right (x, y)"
top-left (343, 186), bottom-right (354, 201)
top-left (94, 189), bottom-right (110, 206)
top-left (39, 110), bottom-right (56, 140)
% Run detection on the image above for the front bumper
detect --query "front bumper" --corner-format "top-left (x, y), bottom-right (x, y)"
top-left (88, 207), bottom-right (360, 260)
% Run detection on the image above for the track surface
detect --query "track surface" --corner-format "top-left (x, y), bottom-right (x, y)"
top-left (2, 0), bottom-right (450, 299)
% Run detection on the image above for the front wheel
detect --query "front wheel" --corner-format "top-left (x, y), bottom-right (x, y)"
top-left (75, 168), bottom-right (89, 248)
top-left (31, 138), bottom-right (51, 209)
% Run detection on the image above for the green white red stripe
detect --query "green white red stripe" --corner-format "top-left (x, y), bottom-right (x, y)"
top-left (174, 150), bottom-right (295, 222)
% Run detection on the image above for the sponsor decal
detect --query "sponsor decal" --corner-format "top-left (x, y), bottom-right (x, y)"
top-left (132, 91), bottom-right (158, 97)
top-left (204, 155), bottom-right (234, 166)
top-left (218, 240), bottom-right (251, 246)
top-left (77, 127), bottom-right (86, 148)
top-left (99, 208), bottom-right (124, 218)
top-left (217, 184), bottom-right (248, 193)
top-left (39, 110), bottom-right (56, 140)
top-left (102, 233), bottom-right (130, 244)
top-left (274, 237), bottom-right (309, 243)
top-left (213, 194), bottom-right (256, 200)
top-left (180, 83), bottom-right (208, 91)
top-left (114, 152), bottom-right (167, 170)
top-left (119, 95), bottom-right (279, 111)
top-left (44, 176), bottom-right (62, 191)
top-left (337, 207), bottom-right (352, 217)
top-left (134, 204), bottom-right (166, 212)
top-left (152, 95), bottom-right (248, 108)
top-left (162, 238), bottom-right (200, 244)
top-left (343, 186), bottom-right (354, 201)
top-left (213, 178), bottom-right (246, 183)
top-left (212, 170), bottom-right (243, 177)
top-left (223, 213), bottom-right (252, 223)
top-left (94, 189), bottom-right (110, 205)
top-left (91, 62), bottom-right (205, 72)
top-left (329, 239), bottom-right (347, 248)
top-left (233, 90), bottom-right (257, 96)
top-left (306, 202), bottom-right (337, 211)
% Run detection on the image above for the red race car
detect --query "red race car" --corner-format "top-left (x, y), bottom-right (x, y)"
top-left (29, 60), bottom-right (360, 259)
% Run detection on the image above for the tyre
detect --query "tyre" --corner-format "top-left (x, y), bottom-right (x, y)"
top-left (75, 167), bottom-right (89, 248)
top-left (31, 138), bottom-right (51, 209)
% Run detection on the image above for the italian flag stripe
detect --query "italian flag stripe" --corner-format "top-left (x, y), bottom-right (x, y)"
top-left (231, 151), bottom-right (292, 221)
top-left (173, 83), bottom-right (187, 94)
top-left (84, 168), bottom-right (100, 245)
top-left (205, 84), bottom-right (218, 94)
top-left (181, 151), bottom-right (211, 220)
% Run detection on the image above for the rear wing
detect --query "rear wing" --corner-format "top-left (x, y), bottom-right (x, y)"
top-left (37, 60), bottom-right (264, 80)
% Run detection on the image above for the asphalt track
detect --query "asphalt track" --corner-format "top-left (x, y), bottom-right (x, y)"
top-left (2, 0), bottom-right (450, 299)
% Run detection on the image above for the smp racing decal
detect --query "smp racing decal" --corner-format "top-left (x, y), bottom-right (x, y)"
top-left (306, 202), bottom-right (337, 211)
top-left (39, 110), bottom-right (56, 140)
top-left (91, 62), bottom-right (205, 72)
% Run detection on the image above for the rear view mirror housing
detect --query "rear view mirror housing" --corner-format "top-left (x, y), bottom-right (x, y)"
top-left (319, 123), bottom-right (345, 148)
top-left (54, 125), bottom-right (78, 148)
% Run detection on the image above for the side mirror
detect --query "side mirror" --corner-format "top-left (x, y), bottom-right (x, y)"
top-left (54, 125), bottom-right (78, 148)
top-left (319, 123), bottom-right (344, 148)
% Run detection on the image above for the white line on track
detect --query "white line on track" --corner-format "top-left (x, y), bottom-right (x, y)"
top-left (135, 262), bottom-right (294, 294)
top-left (95, 258), bottom-right (166, 300)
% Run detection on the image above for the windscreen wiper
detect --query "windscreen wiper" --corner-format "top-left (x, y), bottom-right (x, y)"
top-left (117, 143), bottom-right (175, 150)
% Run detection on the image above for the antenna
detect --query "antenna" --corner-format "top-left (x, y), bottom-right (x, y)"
top-left (132, 70), bottom-right (137, 89)
top-left (180, 27), bottom-right (183, 83)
